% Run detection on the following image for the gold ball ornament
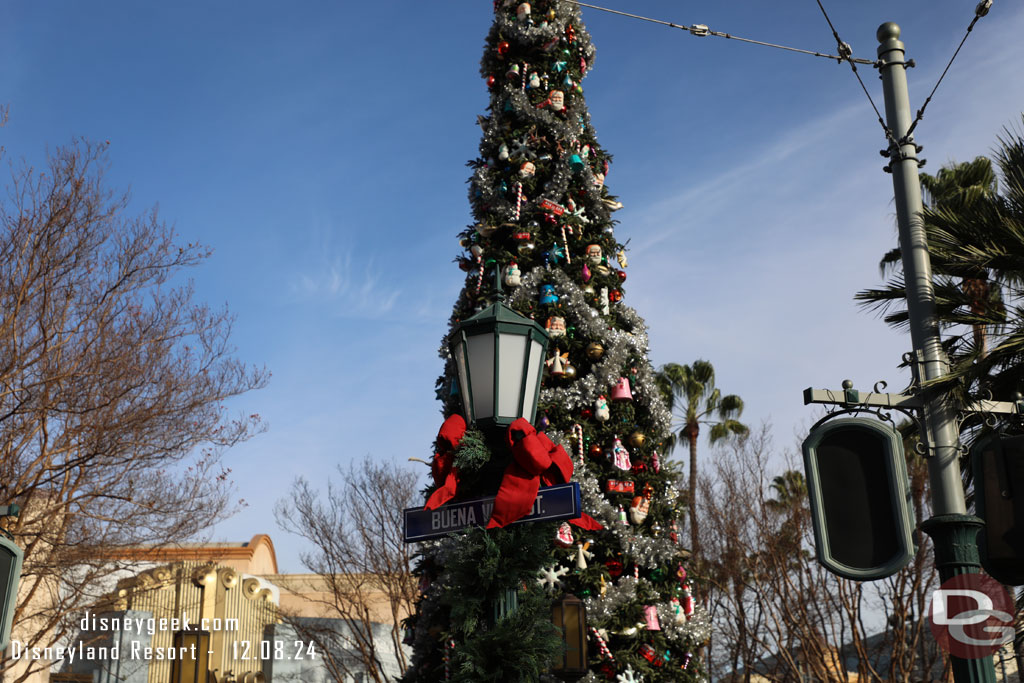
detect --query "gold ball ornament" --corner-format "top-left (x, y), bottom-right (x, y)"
top-left (563, 363), bottom-right (577, 381)
top-left (628, 431), bottom-right (646, 448)
top-left (585, 342), bottom-right (605, 360)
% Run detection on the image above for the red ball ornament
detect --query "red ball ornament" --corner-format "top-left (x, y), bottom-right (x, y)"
top-left (497, 41), bottom-right (510, 56)
top-left (588, 444), bottom-right (603, 458)
top-left (631, 461), bottom-right (647, 474)
top-left (605, 560), bottom-right (624, 578)
top-left (486, 75), bottom-right (496, 88)
top-left (581, 407), bottom-right (593, 419)
top-left (616, 270), bottom-right (627, 282)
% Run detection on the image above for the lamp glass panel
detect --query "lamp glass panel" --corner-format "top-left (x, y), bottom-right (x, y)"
top-left (453, 342), bottom-right (472, 420)
top-left (466, 333), bottom-right (495, 420)
top-left (496, 332), bottom-right (527, 419)
top-left (522, 338), bottom-right (543, 420)
top-left (563, 602), bottom-right (583, 669)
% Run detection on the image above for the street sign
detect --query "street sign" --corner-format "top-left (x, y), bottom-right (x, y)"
top-left (0, 534), bottom-right (24, 651)
top-left (403, 482), bottom-right (582, 543)
top-left (803, 417), bottom-right (915, 580)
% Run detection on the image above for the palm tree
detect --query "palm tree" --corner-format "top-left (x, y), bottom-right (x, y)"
top-left (656, 360), bottom-right (748, 556)
top-left (766, 470), bottom-right (809, 556)
top-left (872, 156), bottom-right (1000, 356)
top-left (856, 118), bottom-right (1024, 404)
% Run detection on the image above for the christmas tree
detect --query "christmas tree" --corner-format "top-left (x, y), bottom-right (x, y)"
top-left (402, 2), bottom-right (710, 681)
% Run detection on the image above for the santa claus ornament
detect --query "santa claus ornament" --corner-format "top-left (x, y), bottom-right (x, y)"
top-left (629, 484), bottom-right (652, 525)
top-left (555, 522), bottom-right (574, 547)
top-left (545, 316), bottom-right (566, 338)
top-left (548, 89), bottom-right (565, 111)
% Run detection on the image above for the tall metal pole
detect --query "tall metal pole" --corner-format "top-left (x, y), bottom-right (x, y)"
top-left (876, 22), bottom-right (995, 682)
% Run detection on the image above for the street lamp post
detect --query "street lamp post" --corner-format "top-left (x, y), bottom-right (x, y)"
top-left (876, 22), bottom-right (994, 682)
top-left (802, 23), bottom-right (1004, 683)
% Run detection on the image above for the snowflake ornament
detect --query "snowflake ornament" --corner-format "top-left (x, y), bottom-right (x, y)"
top-left (566, 199), bottom-right (590, 225)
top-left (536, 564), bottom-right (570, 591)
top-left (617, 665), bottom-right (643, 683)
top-left (509, 134), bottom-right (534, 160)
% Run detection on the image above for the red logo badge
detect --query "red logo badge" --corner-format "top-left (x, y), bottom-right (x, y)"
top-left (928, 573), bottom-right (1013, 658)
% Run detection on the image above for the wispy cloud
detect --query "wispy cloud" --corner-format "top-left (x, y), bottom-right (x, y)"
top-left (288, 218), bottom-right (402, 318)
top-left (292, 250), bottom-right (401, 312)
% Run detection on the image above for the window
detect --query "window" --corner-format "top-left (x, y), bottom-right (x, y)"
top-left (169, 629), bottom-right (210, 683)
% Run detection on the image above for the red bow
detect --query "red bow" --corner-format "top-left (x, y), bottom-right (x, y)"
top-left (424, 415), bottom-right (603, 532)
top-left (487, 418), bottom-right (575, 528)
top-left (424, 415), bottom-right (467, 511)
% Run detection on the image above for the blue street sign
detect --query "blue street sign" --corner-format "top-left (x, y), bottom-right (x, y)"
top-left (403, 482), bottom-right (582, 543)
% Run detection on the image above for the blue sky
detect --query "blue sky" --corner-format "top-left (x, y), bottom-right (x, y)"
top-left (2, 1), bottom-right (1022, 572)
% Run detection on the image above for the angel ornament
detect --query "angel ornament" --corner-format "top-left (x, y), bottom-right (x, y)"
top-left (546, 348), bottom-right (568, 376)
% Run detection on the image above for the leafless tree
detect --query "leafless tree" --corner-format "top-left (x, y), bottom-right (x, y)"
top-left (699, 424), bottom-right (948, 682)
top-left (276, 456), bottom-right (420, 683)
top-left (0, 139), bottom-right (267, 681)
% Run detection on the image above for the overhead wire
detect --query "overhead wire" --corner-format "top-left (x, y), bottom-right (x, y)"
top-left (570, 0), bottom-right (994, 150)
top-left (568, 1), bottom-right (876, 65)
top-left (903, 0), bottom-right (993, 141)
top-left (809, 0), bottom-right (897, 146)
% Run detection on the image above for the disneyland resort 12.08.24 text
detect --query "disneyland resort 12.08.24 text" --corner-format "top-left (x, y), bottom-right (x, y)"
top-left (7, 610), bottom-right (318, 663)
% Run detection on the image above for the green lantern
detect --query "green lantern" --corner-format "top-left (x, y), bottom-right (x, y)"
top-left (802, 417), bottom-right (915, 581)
top-left (0, 506), bottom-right (23, 652)
top-left (550, 593), bottom-right (588, 680)
top-left (971, 432), bottom-right (1024, 585)
top-left (449, 301), bottom-right (550, 430)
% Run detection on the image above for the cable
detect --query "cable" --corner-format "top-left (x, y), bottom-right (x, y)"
top-left (903, 0), bottom-right (992, 141)
top-left (810, 0), bottom-right (896, 145)
top-left (568, 1), bottom-right (876, 65)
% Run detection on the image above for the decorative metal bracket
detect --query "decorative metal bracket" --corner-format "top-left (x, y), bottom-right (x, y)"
top-left (803, 380), bottom-right (1024, 453)
top-left (0, 505), bottom-right (19, 541)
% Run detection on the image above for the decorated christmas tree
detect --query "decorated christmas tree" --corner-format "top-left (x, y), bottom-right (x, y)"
top-left (402, 2), bottom-right (710, 681)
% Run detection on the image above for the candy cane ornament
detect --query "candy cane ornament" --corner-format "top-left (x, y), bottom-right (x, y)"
top-left (590, 627), bottom-right (614, 662)
top-left (513, 182), bottom-right (523, 220)
top-left (444, 637), bottom-right (455, 680)
top-left (560, 224), bottom-right (573, 263)
top-left (571, 424), bottom-right (584, 466)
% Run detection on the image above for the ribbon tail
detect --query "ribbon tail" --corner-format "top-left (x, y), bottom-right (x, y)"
top-left (569, 512), bottom-right (604, 531)
top-left (487, 464), bottom-right (541, 528)
top-left (424, 469), bottom-right (459, 511)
